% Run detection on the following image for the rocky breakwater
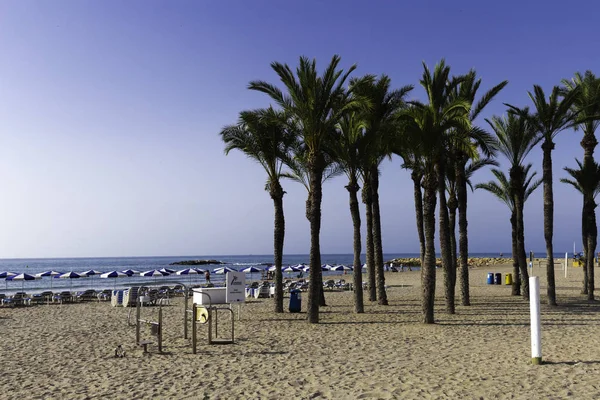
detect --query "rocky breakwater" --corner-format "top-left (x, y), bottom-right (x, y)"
top-left (170, 259), bottom-right (225, 266)
top-left (386, 257), bottom-right (512, 268)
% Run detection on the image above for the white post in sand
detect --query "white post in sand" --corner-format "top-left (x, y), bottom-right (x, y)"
top-left (565, 252), bottom-right (568, 278)
top-left (530, 276), bottom-right (542, 365)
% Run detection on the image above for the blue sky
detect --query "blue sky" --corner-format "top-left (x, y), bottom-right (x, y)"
top-left (0, 1), bottom-right (598, 258)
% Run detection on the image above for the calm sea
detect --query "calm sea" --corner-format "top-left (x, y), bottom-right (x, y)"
top-left (0, 252), bottom-right (563, 294)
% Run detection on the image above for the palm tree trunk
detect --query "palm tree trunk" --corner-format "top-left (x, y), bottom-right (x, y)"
top-left (422, 171), bottom-right (437, 323)
top-left (581, 200), bottom-right (589, 295)
top-left (346, 178), bottom-right (364, 313)
top-left (510, 211), bottom-right (521, 296)
top-left (437, 162), bottom-right (455, 314)
top-left (542, 140), bottom-right (557, 306)
top-left (448, 195), bottom-right (458, 292)
top-left (586, 200), bottom-right (596, 300)
top-left (510, 170), bottom-right (529, 300)
top-left (580, 132), bottom-right (597, 295)
top-left (363, 180), bottom-right (376, 302)
top-left (371, 169), bottom-right (388, 305)
top-left (456, 159), bottom-right (470, 306)
top-left (307, 161), bottom-right (324, 324)
top-left (412, 172), bottom-right (425, 268)
top-left (271, 182), bottom-right (285, 313)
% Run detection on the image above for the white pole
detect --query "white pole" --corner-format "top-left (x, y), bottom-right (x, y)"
top-left (565, 252), bottom-right (568, 278)
top-left (530, 276), bottom-right (542, 365)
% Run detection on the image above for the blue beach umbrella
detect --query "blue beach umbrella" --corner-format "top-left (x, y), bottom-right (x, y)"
top-left (176, 268), bottom-right (201, 285)
top-left (213, 267), bottom-right (236, 275)
top-left (121, 269), bottom-right (140, 276)
top-left (283, 266), bottom-right (299, 273)
top-left (100, 271), bottom-right (128, 289)
top-left (141, 269), bottom-right (170, 284)
top-left (56, 271), bottom-right (84, 291)
top-left (7, 273), bottom-right (40, 290)
top-left (159, 268), bottom-right (176, 274)
top-left (35, 270), bottom-right (62, 289)
top-left (241, 266), bottom-right (262, 281)
top-left (0, 272), bottom-right (16, 289)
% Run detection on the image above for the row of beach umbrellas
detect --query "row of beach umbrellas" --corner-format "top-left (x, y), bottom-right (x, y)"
top-left (1, 264), bottom-right (363, 290)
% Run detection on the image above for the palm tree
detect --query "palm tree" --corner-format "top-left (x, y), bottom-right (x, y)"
top-left (282, 143), bottom-right (343, 307)
top-left (486, 111), bottom-right (541, 299)
top-left (353, 75), bottom-right (412, 305)
top-left (249, 55), bottom-right (359, 323)
top-left (476, 166), bottom-right (542, 296)
top-left (219, 108), bottom-right (294, 313)
top-left (562, 71), bottom-right (600, 294)
top-left (508, 85), bottom-right (580, 306)
top-left (419, 60), bottom-right (473, 315)
top-left (400, 154), bottom-right (425, 268)
top-left (332, 112), bottom-right (367, 312)
top-left (397, 60), bottom-right (471, 323)
top-left (448, 71), bottom-right (507, 306)
top-left (561, 159), bottom-right (600, 300)
top-left (446, 157), bottom-right (498, 290)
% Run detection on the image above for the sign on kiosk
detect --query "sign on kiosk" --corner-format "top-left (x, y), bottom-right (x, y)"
top-left (226, 271), bottom-right (246, 303)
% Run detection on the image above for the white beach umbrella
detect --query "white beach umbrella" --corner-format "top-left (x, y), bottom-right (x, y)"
top-left (283, 266), bottom-right (299, 273)
top-left (7, 273), bottom-right (40, 290)
top-left (176, 268), bottom-right (201, 285)
top-left (121, 269), bottom-right (141, 276)
top-left (0, 272), bottom-right (17, 289)
top-left (35, 270), bottom-right (62, 289)
top-left (160, 268), bottom-right (176, 274)
top-left (141, 269), bottom-right (170, 284)
top-left (56, 271), bottom-right (84, 291)
top-left (100, 271), bottom-right (128, 289)
top-left (241, 266), bottom-right (262, 281)
top-left (213, 267), bottom-right (236, 274)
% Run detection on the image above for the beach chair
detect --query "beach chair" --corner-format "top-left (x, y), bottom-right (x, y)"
top-left (254, 283), bottom-right (271, 299)
top-left (122, 287), bottom-right (140, 307)
top-left (97, 290), bottom-right (112, 301)
top-left (111, 290), bottom-right (124, 306)
top-left (76, 290), bottom-right (98, 302)
top-left (323, 280), bottom-right (335, 290)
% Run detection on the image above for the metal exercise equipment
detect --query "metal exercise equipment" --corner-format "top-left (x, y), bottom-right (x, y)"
top-left (185, 290), bottom-right (235, 354)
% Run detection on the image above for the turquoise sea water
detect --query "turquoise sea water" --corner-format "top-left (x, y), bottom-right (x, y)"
top-left (0, 252), bottom-right (566, 294)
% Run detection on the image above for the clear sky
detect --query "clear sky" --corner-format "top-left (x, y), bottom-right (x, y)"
top-left (0, 1), bottom-right (599, 258)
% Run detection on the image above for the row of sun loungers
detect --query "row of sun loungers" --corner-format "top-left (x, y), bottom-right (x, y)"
top-left (0, 283), bottom-right (194, 308)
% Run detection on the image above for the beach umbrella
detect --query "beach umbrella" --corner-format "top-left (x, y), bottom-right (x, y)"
top-left (266, 265), bottom-right (277, 272)
top-left (241, 266), bottom-right (262, 281)
top-left (35, 270), bottom-right (62, 289)
top-left (141, 269), bottom-right (170, 284)
top-left (159, 268), bottom-right (176, 274)
top-left (56, 271), bottom-right (84, 291)
top-left (193, 267), bottom-right (206, 273)
top-left (176, 268), bottom-right (201, 285)
top-left (121, 269), bottom-right (140, 276)
top-left (213, 266), bottom-right (236, 274)
top-left (81, 270), bottom-right (102, 276)
top-left (330, 265), bottom-right (353, 272)
top-left (0, 272), bottom-right (16, 289)
top-left (100, 271), bottom-right (128, 289)
top-left (283, 266), bottom-right (299, 273)
top-left (7, 273), bottom-right (40, 290)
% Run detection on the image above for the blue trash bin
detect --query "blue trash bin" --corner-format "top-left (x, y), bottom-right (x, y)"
top-left (487, 273), bottom-right (494, 285)
top-left (289, 289), bottom-right (301, 313)
top-left (494, 273), bottom-right (502, 285)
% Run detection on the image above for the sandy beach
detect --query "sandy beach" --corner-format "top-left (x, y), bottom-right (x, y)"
top-left (2, 262), bottom-right (600, 399)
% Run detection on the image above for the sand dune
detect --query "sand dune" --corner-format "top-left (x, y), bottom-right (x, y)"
top-left (2, 263), bottom-right (600, 399)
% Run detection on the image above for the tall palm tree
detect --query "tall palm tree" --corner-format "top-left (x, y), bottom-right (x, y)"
top-left (486, 111), bottom-right (541, 299)
top-left (400, 154), bottom-right (425, 268)
top-left (332, 112), bottom-right (368, 312)
top-left (562, 71), bottom-right (600, 294)
top-left (282, 143), bottom-right (343, 307)
top-left (353, 75), bottom-right (412, 305)
top-left (249, 55), bottom-right (360, 323)
top-left (448, 71), bottom-right (507, 306)
top-left (446, 157), bottom-right (498, 288)
top-left (219, 108), bottom-right (294, 313)
top-left (476, 166), bottom-right (542, 296)
top-left (397, 60), bottom-right (471, 323)
top-left (508, 85), bottom-right (580, 306)
top-left (561, 159), bottom-right (600, 300)
top-left (419, 60), bottom-right (473, 315)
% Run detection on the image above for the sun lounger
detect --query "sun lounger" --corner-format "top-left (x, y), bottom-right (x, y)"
top-left (122, 287), bottom-right (140, 307)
